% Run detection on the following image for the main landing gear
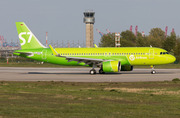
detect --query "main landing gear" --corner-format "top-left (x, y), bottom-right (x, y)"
top-left (90, 69), bottom-right (105, 75)
top-left (99, 69), bottom-right (105, 74)
top-left (89, 69), bottom-right (105, 75)
top-left (89, 63), bottom-right (105, 75)
top-left (89, 69), bottom-right (96, 75)
top-left (151, 65), bottom-right (156, 74)
top-left (89, 63), bottom-right (97, 75)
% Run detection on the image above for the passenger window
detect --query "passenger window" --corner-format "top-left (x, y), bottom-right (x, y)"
top-left (163, 52), bottom-right (166, 54)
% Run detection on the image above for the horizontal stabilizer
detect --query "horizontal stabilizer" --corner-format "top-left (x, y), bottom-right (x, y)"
top-left (14, 52), bottom-right (33, 56)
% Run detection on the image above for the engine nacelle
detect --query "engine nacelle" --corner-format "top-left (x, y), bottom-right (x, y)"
top-left (102, 61), bottom-right (121, 72)
top-left (121, 65), bottom-right (133, 71)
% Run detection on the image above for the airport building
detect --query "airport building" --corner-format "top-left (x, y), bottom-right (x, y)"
top-left (0, 47), bottom-right (20, 59)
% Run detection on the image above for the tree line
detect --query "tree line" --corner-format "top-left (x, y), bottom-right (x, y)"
top-left (99, 28), bottom-right (180, 62)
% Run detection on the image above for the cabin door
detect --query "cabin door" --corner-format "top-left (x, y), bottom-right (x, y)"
top-left (149, 49), bottom-right (154, 59)
top-left (42, 49), bottom-right (47, 60)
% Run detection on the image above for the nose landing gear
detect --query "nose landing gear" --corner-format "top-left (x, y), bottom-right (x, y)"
top-left (151, 65), bottom-right (156, 74)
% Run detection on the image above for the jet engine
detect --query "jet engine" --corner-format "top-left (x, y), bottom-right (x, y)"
top-left (102, 61), bottom-right (121, 72)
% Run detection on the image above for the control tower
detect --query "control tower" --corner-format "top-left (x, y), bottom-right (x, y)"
top-left (83, 10), bottom-right (95, 47)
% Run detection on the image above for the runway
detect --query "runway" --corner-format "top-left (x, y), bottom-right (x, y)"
top-left (0, 67), bottom-right (179, 82)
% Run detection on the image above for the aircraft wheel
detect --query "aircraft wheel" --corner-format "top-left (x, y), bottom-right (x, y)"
top-left (90, 69), bottom-right (96, 75)
top-left (151, 70), bottom-right (156, 74)
top-left (99, 69), bottom-right (105, 74)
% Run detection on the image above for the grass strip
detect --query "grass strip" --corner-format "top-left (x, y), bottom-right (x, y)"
top-left (0, 81), bottom-right (180, 118)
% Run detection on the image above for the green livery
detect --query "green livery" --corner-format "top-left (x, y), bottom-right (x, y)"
top-left (14, 22), bottom-right (176, 74)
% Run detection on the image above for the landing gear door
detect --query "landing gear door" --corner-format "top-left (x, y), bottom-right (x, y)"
top-left (149, 49), bottom-right (154, 59)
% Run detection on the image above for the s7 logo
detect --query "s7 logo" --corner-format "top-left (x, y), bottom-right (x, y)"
top-left (19, 32), bottom-right (33, 46)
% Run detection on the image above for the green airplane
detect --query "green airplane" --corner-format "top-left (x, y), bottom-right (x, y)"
top-left (13, 22), bottom-right (176, 75)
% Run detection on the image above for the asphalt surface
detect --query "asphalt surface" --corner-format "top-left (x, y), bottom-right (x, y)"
top-left (0, 67), bottom-right (179, 82)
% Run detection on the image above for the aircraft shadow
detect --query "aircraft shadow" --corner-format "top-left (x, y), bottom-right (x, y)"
top-left (26, 72), bottom-right (173, 75)
top-left (121, 72), bottom-right (173, 74)
top-left (27, 72), bottom-right (88, 75)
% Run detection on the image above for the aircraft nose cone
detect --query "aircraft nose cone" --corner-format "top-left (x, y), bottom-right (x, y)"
top-left (170, 55), bottom-right (176, 63)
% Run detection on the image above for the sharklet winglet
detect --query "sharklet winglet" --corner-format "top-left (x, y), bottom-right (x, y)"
top-left (49, 45), bottom-right (59, 56)
top-left (94, 44), bottom-right (98, 48)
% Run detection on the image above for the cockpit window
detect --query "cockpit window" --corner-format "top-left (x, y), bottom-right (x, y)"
top-left (160, 52), bottom-right (169, 55)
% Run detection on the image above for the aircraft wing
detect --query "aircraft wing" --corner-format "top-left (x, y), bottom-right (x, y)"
top-left (60, 56), bottom-right (104, 65)
top-left (49, 45), bottom-right (104, 65)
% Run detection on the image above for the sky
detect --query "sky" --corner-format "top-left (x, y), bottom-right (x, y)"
top-left (0, 0), bottom-right (180, 46)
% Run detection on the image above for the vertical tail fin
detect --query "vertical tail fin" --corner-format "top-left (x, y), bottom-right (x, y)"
top-left (15, 22), bottom-right (46, 49)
